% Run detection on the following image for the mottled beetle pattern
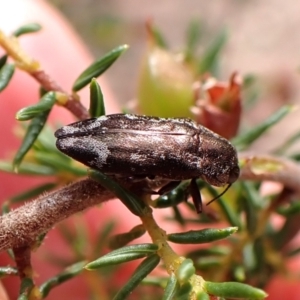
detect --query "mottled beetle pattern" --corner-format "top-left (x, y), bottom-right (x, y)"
top-left (55, 114), bottom-right (240, 212)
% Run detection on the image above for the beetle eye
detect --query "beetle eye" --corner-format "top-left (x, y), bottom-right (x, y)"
top-left (228, 166), bottom-right (240, 184)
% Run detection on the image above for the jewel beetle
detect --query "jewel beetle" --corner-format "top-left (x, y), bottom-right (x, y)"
top-left (55, 114), bottom-right (240, 213)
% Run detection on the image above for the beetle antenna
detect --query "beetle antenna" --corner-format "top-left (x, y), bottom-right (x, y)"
top-left (206, 184), bottom-right (232, 206)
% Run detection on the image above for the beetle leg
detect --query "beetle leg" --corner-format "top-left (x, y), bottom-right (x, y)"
top-left (190, 178), bottom-right (202, 213)
top-left (158, 181), bottom-right (181, 195)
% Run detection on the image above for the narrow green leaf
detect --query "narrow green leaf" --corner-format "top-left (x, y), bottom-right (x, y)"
top-left (0, 63), bottom-right (15, 91)
top-left (9, 183), bottom-right (56, 203)
top-left (89, 78), bottom-right (105, 117)
top-left (240, 181), bottom-right (265, 209)
top-left (89, 169), bottom-right (146, 216)
top-left (187, 246), bottom-right (229, 258)
top-left (287, 246), bottom-right (300, 257)
top-left (109, 224), bottom-right (146, 249)
top-left (39, 86), bottom-right (48, 97)
top-left (198, 30), bottom-right (227, 74)
top-left (0, 266), bottom-right (18, 277)
top-left (175, 282), bottom-right (193, 300)
top-left (87, 252), bottom-right (148, 270)
top-left (162, 273), bottom-right (178, 300)
top-left (197, 292), bottom-right (210, 300)
top-left (0, 160), bottom-right (56, 175)
top-left (273, 130), bottom-right (300, 155)
top-left (13, 23), bottom-right (42, 37)
top-left (149, 24), bottom-right (168, 49)
top-left (175, 259), bottom-right (195, 283)
top-left (243, 74), bottom-right (261, 110)
top-left (86, 243), bottom-right (158, 269)
top-left (72, 44), bottom-right (129, 91)
top-left (233, 105), bottom-right (294, 150)
top-left (13, 109), bottom-right (51, 170)
top-left (18, 278), bottom-right (34, 300)
top-left (205, 184), bottom-right (242, 228)
top-left (242, 242), bottom-right (257, 271)
top-left (32, 125), bottom-right (57, 153)
top-left (113, 254), bottom-right (160, 300)
top-left (172, 206), bottom-right (186, 226)
top-left (16, 92), bottom-right (56, 121)
top-left (168, 227), bottom-right (237, 244)
top-left (204, 281), bottom-right (267, 299)
top-left (73, 218), bottom-right (90, 255)
top-left (273, 212), bottom-right (300, 250)
top-left (195, 257), bottom-right (222, 270)
top-left (233, 265), bottom-right (246, 282)
top-left (0, 55), bottom-right (8, 69)
top-left (240, 182), bottom-right (259, 234)
top-left (94, 221), bottom-right (116, 254)
top-left (141, 276), bottom-right (168, 288)
top-left (57, 223), bottom-right (79, 254)
top-left (185, 20), bottom-right (201, 61)
top-left (34, 152), bottom-right (87, 176)
top-left (40, 261), bottom-right (86, 298)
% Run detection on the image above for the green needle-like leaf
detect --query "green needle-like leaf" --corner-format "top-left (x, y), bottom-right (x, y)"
top-left (109, 224), bottom-right (146, 249)
top-left (175, 282), bottom-right (193, 299)
top-left (18, 278), bottom-right (34, 300)
top-left (0, 266), bottom-right (18, 277)
top-left (273, 130), bottom-right (300, 155)
top-left (40, 261), bottom-right (86, 298)
top-left (162, 273), bottom-right (178, 300)
top-left (89, 169), bottom-right (146, 216)
top-left (0, 63), bottom-right (15, 92)
top-left (168, 227), bottom-right (238, 244)
top-left (72, 44), bottom-right (129, 91)
top-left (185, 20), bottom-right (201, 61)
top-left (204, 281), bottom-right (267, 299)
top-left (13, 109), bottom-right (52, 171)
top-left (89, 78), bottom-right (105, 117)
top-left (13, 23), bottom-right (42, 37)
top-left (196, 292), bottom-right (210, 300)
top-left (34, 152), bottom-right (87, 176)
top-left (205, 184), bottom-right (242, 228)
top-left (94, 221), bottom-right (115, 255)
top-left (86, 243), bottom-right (158, 269)
top-left (195, 257), bottom-right (222, 270)
top-left (0, 55), bottom-right (7, 69)
top-left (233, 105), bottom-right (294, 150)
top-left (0, 160), bottom-right (56, 175)
top-left (16, 92), bottom-right (56, 121)
top-left (148, 24), bottom-right (168, 49)
top-left (198, 30), bottom-right (227, 74)
top-left (113, 254), bottom-right (160, 300)
top-left (176, 259), bottom-right (195, 283)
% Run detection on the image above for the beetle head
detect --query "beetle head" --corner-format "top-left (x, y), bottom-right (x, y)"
top-left (200, 132), bottom-right (239, 187)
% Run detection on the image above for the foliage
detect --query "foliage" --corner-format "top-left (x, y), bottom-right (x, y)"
top-left (1, 21), bottom-right (299, 300)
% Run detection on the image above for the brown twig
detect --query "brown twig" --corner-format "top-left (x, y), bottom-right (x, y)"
top-left (0, 179), bottom-right (112, 251)
top-left (0, 30), bottom-right (89, 120)
top-left (1, 153), bottom-right (300, 253)
top-left (13, 246), bottom-right (32, 279)
top-left (239, 152), bottom-right (300, 194)
top-left (32, 70), bottom-right (89, 120)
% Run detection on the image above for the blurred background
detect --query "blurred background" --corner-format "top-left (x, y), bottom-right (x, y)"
top-left (48, 0), bottom-right (300, 152)
top-left (48, 0), bottom-right (300, 99)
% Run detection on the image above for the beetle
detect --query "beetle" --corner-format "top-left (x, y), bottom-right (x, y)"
top-left (55, 114), bottom-right (240, 213)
